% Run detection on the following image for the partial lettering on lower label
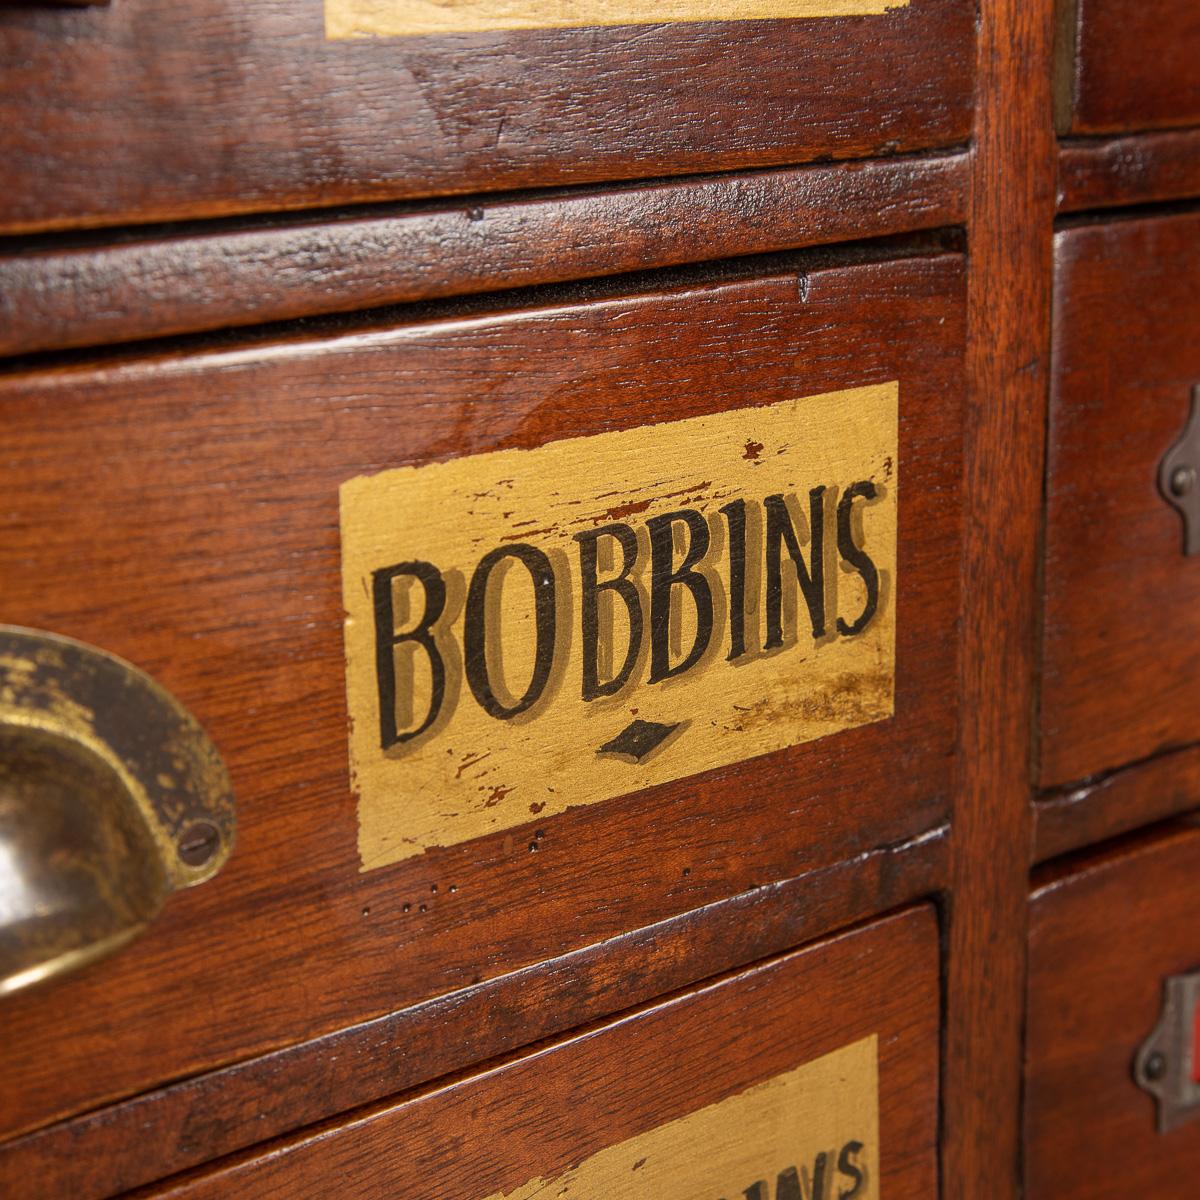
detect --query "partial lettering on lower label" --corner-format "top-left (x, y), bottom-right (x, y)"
top-left (341, 382), bottom-right (897, 870)
top-left (325, 0), bottom-right (909, 39)
top-left (487, 1036), bottom-right (879, 1200)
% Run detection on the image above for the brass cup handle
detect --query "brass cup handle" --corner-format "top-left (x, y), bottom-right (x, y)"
top-left (0, 627), bottom-right (235, 997)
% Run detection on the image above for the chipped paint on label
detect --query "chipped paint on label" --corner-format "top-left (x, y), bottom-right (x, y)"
top-left (341, 382), bottom-right (897, 870)
top-left (486, 1036), bottom-right (879, 1200)
top-left (325, 0), bottom-right (909, 39)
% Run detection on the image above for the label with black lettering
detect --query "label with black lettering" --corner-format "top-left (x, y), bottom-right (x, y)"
top-left (484, 1035), bottom-right (878, 1199)
top-left (341, 383), bottom-right (897, 870)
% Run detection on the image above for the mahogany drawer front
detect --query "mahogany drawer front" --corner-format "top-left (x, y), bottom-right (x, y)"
top-left (0, 0), bottom-right (974, 235)
top-left (150, 906), bottom-right (940, 1199)
top-left (1025, 823), bottom-right (1200, 1200)
top-left (1040, 210), bottom-right (1200, 791)
top-left (0, 247), bottom-right (964, 1143)
top-left (1060, 0), bottom-right (1200, 136)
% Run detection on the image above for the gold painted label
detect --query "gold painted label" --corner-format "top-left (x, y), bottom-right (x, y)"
top-left (326, 0), bottom-right (908, 39)
top-left (342, 382), bottom-right (897, 870)
top-left (487, 1036), bottom-right (879, 1200)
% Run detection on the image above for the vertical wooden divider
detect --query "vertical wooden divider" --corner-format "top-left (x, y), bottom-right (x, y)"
top-left (944, 0), bottom-right (1057, 1195)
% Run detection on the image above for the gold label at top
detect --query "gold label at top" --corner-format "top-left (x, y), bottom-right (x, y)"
top-left (326, 0), bottom-right (908, 38)
top-left (487, 1036), bottom-right (879, 1200)
top-left (341, 383), bottom-right (897, 870)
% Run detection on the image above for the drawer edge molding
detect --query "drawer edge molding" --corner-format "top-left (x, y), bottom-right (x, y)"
top-left (0, 152), bottom-right (968, 359)
top-left (1033, 742), bottom-right (1200, 863)
top-left (1058, 128), bottom-right (1200, 213)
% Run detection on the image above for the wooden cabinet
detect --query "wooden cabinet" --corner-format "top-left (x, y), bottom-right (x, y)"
top-left (0, 0), bottom-right (974, 234)
top-left (146, 906), bottom-right (940, 1199)
top-left (10, 0), bottom-right (1200, 1195)
top-left (1026, 822), bottom-right (1200, 1200)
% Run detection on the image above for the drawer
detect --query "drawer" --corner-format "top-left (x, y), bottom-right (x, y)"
top-left (1041, 210), bottom-right (1200, 790)
top-left (1025, 822), bottom-right (1200, 1200)
top-left (0, 245), bottom-right (964, 1144)
top-left (0, 0), bottom-right (974, 234)
top-left (1059, 0), bottom-right (1200, 135)
top-left (150, 905), bottom-right (940, 1198)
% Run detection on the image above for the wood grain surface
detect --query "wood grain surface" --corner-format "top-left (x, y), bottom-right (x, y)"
top-left (1035, 743), bottom-right (1200, 862)
top-left (1026, 822), bottom-right (1200, 1200)
top-left (941, 0), bottom-right (1055, 1196)
top-left (1041, 210), bottom-right (1200, 789)
top-left (0, 826), bottom-right (947, 1200)
top-left (0, 247), bottom-right (965, 1148)
top-left (1061, 0), bottom-right (1200, 135)
top-left (145, 906), bottom-right (940, 1199)
top-left (0, 152), bottom-right (969, 356)
top-left (1058, 130), bottom-right (1200, 214)
top-left (0, 0), bottom-right (973, 234)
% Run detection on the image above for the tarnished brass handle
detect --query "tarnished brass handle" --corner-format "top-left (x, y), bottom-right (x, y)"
top-left (0, 627), bottom-right (234, 997)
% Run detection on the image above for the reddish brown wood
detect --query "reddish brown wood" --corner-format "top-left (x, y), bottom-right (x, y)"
top-left (1034, 743), bottom-right (1200, 862)
top-left (1041, 211), bottom-right (1200, 790)
top-left (0, 247), bottom-right (965, 1146)
top-left (0, 152), bottom-right (969, 356)
top-left (943, 0), bottom-right (1056, 1195)
top-left (1058, 130), bottom-right (1200, 213)
top-left (0, 826), bottom-right (946, 1200)
top-left (1026, 821), bottom-right (1200, 1200)
top-left (0, 0), bottom-right (973, 235)
top-left (1062, 0), bottom-right (1200, 135)
top-left (145, 906), bottom-right (940, 1198)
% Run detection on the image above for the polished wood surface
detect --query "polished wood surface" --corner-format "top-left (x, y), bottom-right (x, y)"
top-left (1026, 821), bottom-right (1200, 1200)
top-left (0, 828), bottom-right (946, 1200)
top-left (5, 0), bottom-right (1200, 1193)
top-left (0, 152), bottom-right (969, 356)
top-left (0, 0), bottom-right (973, 234)
top-left (942, 0), bottom-right (1055, 1195)
top-left (1035, 744), bottom-right (1200, 862)
top-left (1062, 0), bottom-right (1200, 135)
top-left (148, 906), bottom-right (940, 1199)
top-left (1058, 130), bottom-right (1200, 213)
top-left (1041, 210), bottom-right (1200, 790)
top-left (0, 247), bottom-right (965, 1146)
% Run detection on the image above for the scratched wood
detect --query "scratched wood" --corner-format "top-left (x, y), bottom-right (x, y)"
top-left (1026, 822), bottom-right (1200, 1200)
top-left (1059, 0), bottom-right (1200, 135)
top-left (1041, 211), bottom-right (1200, 790)
top-left (0, 0), bottom-right (973, 234)
top-left (0, 248), bottom-right (964, 1146)
top-left (146, 907), bottom-right (938, 1199)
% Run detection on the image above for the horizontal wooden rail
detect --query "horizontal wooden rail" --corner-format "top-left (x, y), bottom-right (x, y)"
top-left (0, 152), bottom-right (968, 357)
top-left (1034, 744), bottom-right (1200, 863)
top-left (1058, 128), bottom-right (1200, 213)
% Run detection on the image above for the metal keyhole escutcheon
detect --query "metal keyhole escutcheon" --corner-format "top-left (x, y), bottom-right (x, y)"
top-left (1159, 385), bottom-right (1200, 556)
